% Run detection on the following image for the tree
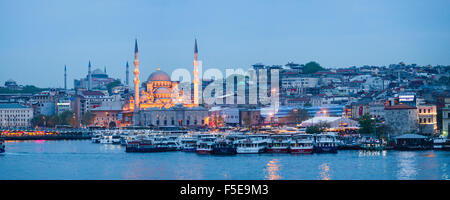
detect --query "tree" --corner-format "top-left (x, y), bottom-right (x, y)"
top-left (59, 111), bottom-right (74, 125)
top-left (81, 112), bottom-right (95, 126)
top-left (305, 122), bottom-right (329, 134)
top-left (31, 115), bottom-right (47, 127)
top-left (106, 80), bottom-right (122, 94)
top-left (358, 113), bottom-right (375, 134)
top-left (302, 61), bottom-right (325, 74)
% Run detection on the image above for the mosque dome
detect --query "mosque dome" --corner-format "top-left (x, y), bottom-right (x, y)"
top-left (92, 68), bottom-right (105, 75)
top-left (148, 70), bottom-right (170, 82)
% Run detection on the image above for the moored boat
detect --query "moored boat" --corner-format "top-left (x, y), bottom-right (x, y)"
top-left (267, 134), bottom-right (290, 153)
top-left (180, 137), bottom-right (197, 152)
top-left (234, 135), bottom-right (268, 154)
top-left (314, 133), bottom-right (338, 153)
top-left (290, 134), bottom-right (314, 154)
top-left (212, 139), bottom-right (236, 155)
top-left (196, 137), bottom-right (215, 154)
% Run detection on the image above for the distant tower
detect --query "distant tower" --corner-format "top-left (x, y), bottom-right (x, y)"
top-left (104, 66), bottom-right (107, 74)
top-left (133, 39), bottom-right (140, 110)
top-left (88, 60), bottom-right (92, 90)
top-left (193, 38), bottom-right (199, 106)
top-left (126, 61), bottom-right (129, 87)
top-left (64, 65), bottom-right (67, 91)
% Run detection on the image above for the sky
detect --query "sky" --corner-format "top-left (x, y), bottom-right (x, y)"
top-left (0, 0), bottom-right (449, 88)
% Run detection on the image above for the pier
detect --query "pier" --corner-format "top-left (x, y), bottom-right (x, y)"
top-left (0, 128), bottom-right (92, 140)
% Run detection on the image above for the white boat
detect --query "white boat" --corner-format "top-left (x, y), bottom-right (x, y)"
top-left (112, 135), bottom-right (121, 144)
top-left (100, 135), bottom-right (113, 144)
top-left (314, 133), bottom-right (339, 153)
top-left (234, 135), bottom-right (268, 154)
top-left (196, 136), bottom-right (216, 154)
top-left (290, 134), bottom-right (314, 154)
top-left (180, 137), bottom-right (197, 152)
top-left (91, 133), bottom-right (102, 143)
top-left (433, 136), bottom-right (450, 150)
top-left (267, 134), bottom-right (291, 153)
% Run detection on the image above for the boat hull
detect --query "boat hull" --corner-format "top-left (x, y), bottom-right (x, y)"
top-left (314, 146), bottom-right (338, 153)
top-left (182, 147), bottom-right (196, 152)
top-left (290, 148), bottom-right (313, 154)
top-left (266, 148), bottom-right (289, 153)
top-left (212, 147), bottom-right (236, 155)
top-left (196, 149), bottom-right (212, 154)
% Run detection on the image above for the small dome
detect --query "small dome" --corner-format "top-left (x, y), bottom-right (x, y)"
top-left (148, 70), bottom-right (170, 82)
top-left (155, 87), bottom-right (171, 94)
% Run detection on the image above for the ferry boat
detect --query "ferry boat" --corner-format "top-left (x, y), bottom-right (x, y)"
top-left (359, 137), bottom-right (384, 151)
top-left (234, 135), bottom-right (268, 154)
top-left (196, 137), bottom-right (216, 154)
top-left (267, 134), bottom-right (291, 153)
top-left (0, 138), bottom-right (5, 153)
top-left (314, 133), bottom-right (338, 153)
top-left (212, 139), bottom-right (236, 155)
top-left (125, 139), bottom-right (166, 152)
top-left (290, 134), bottom-right (314, 154)
top-left (100, 135), bottom-right (113, 144)
top-left (433, 136), bottom-right (450, 150)
top-left (180, 137), bottom-right (197, 152)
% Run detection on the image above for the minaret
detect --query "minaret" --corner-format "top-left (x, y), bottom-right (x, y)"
top-left (126, 61), bottom-right (129, 87)
top-left (104, 66), bottom-right (107, 74)
top-left (88, 60), bottom-right (92, 90)
top-left (64, 65), bottom-right (67, 91)
top-left (133, 39), bottom-right (140, 110)
top-left (193, 38), bottom-right (199, 106)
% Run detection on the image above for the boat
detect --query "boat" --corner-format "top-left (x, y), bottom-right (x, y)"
top-left (112, 135), bottom-right (121, 144)
top-left (359, 137), bottom-right (384, 151)
top-left (267, 134), bottom-right (291, 153)
top-left (196, 137), bottom-right (216, 154)
top-left (180, 137), bottom-right (197, 152)
top-left (125, 139), bottom-right (166, 152)
top-left (212, 139), bottom-right (236, 155)
top-left (290, 134), bottom-right (314, 154)
top-left (100, 135), bottom-right (113, 144)
top-left (314, 133), bottom-right (338, 153)
top-left (0, 138), bottom-right (5, 153)
top-left (234, 135), bottom-right (268, 154)
top-left (433, 136), bottom-right (450, 150)
top-left (91, 133), bottom-right (102, 143)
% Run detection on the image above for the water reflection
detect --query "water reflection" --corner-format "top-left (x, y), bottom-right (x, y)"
top-left (441, 163), bottom-right (448, 180)
top-left (396, 151), bottom-right (418, 180)
top-left (358, 150), bottom-right (388, 157)
top-left (265, 159), bottom-right (281, 180)
top-left (318, 163), bottom-right (331, 180)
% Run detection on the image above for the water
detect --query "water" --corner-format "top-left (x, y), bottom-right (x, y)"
top-left (0, 140), bottom-right (449, 180)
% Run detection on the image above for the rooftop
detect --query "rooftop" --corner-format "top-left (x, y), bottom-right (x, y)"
top-left (385, 104), bottom-right (417, 110)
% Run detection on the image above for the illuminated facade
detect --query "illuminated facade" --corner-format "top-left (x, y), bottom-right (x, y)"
top-left (124, 39), bottom-right (207, 127)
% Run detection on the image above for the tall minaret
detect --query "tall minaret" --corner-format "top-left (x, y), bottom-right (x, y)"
top-left (126, 61), bottom-right (129, 87)
top-left (88, 60), bottom-right (92, 90)
top-left (193, 38), bottom-right (199, 106)
top-left (104, 66), bottom-right (107, 74)
top-left (133, 39), bottom-right (140, 110)
top-left (64, 65), bottom-right (67, 91)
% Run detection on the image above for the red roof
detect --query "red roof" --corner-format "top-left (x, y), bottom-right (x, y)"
top-left (385, 104), bottom-right (417, 110)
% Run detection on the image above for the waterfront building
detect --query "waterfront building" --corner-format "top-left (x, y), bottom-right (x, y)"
top-left (350, 100), bottom-right (371, 120)
top-left (91, 101), bottom-right (123, 128)
top-left (240, 109), bottom-right (261, 128)
top-left (369, 101), bottom-right (385, 119)
top-left (0, 103), bottom-right (33, 127)
top-left (384, 104), bottom-right (418, 136)
top-left (137, 104), bottom-right (208, 127)
top-left (72, 91), bottom-right (113, 124)
top-left (417, 104), bottom-right (437, 136)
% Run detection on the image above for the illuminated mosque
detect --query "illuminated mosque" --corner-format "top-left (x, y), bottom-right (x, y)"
top-left (123, 39), bottom-right (208, 127)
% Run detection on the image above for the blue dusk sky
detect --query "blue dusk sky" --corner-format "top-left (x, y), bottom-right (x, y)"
top-left (0, 0), bottom-right (449, 88)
